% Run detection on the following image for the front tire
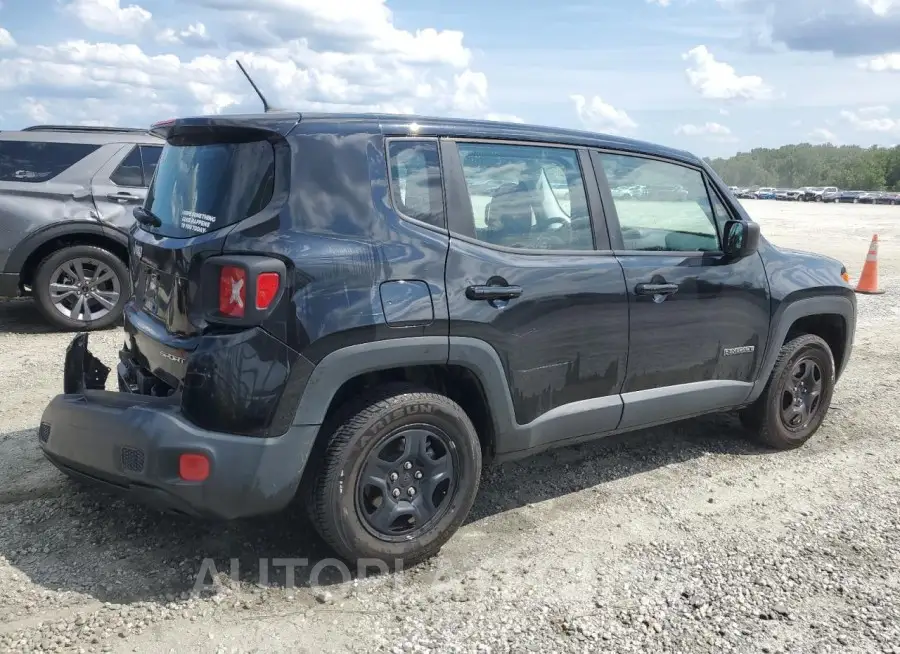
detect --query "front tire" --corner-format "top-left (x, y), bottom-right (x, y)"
top-left (307, 385), bottom-right (483, 568)
top-left (740, 334), bottom-right (835, 450)
top-left (33, 245), bottom-right (130, 331)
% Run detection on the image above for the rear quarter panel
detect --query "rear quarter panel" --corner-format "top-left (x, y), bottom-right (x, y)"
top-left (221, 120), bottom-right (451, 364)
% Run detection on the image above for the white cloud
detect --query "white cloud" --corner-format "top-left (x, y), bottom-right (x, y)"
top-left (485, 113), bottom-right (525, 123)
top-left (156, 22), bottom-right (215, 49)
top-left (862, 52), bottom-right (900, 71)
top-left (683, 45), bottom-right (773, 101)
top-left (647, 0), bottom-right (672, 5)
top-left (187, 0), bottom-right (473, 68)
top-left (674, 121), bottom-right (737, 140)
top-left (809, 127), bottom-right (838, 143)
top-left (840, 106), bottom-right (900, 133)
top-left (858, 0), bottom-right (900, 16)
top-left (21, 97), bottom-right (51, 123)
top-left (0, 27), bottom-right (14, 50)
top-left (63, 0), bottom-right (153, 36)
top-left (0, 2), bottom-right (509, 128)
top-left (571, 94), bottom-right (637, 135)
top-left (715, 0), bottom-right (900, 57)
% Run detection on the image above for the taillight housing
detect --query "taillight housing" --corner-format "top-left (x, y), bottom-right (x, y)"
top-left (201, 255), bottom-right (287, 324)
top-left (219, 265), bottom-right (247, 317)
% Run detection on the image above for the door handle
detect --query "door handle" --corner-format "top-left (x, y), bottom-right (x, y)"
top-left (108, 192), bottom-right (137, 202)
top-left (635, 282), bottom-right (679, 296)
top-left (465, 284), bottom-right (523, 301)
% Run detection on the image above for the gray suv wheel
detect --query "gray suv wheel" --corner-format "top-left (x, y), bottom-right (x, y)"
top-left (33, 245), bottom-right (130, 330)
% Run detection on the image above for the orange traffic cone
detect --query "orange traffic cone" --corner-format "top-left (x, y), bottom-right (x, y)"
top-left (854, 234), bottom-right (885, 295)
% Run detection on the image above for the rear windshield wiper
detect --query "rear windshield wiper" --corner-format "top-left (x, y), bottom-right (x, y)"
top-left (133, 206), bottom-right (162, 228)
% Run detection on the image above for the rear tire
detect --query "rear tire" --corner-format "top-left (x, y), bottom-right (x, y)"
top-left (33, 245), bottom-right (130, 331)
top-left (307, 384), bottom-right (482, 568)
top-left (739, 334), bottom-right (835, 450)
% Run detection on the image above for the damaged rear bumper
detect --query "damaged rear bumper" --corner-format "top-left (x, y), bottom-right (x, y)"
top-left (40, 333), bottom-right (319, 520)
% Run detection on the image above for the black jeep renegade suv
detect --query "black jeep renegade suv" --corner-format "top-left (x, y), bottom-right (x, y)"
top-left (38, 111), bottom-right (856, 566)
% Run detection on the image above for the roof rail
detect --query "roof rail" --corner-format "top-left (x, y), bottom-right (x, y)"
top-left (22, 124), bottom-right (150, 134)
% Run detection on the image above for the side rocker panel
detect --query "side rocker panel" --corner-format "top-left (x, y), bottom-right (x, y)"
top-left (746, 294), bottom-right (855, 404)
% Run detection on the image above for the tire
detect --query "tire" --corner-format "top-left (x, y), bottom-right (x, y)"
top-left (33, 244), bottom-right (130, 331)
top-left (307, 384), bottom-right (483, 568)
top-left (739, 334), bottom-right (835, 450)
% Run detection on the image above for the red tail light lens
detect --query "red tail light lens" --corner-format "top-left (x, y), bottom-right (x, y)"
top-left (219, 265), bottom-right (246, 317)
top-left (255, 272), bottom-right (280, 309)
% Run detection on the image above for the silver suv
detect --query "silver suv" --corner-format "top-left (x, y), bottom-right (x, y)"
top-left (0, 124), bottom-right (163, 330)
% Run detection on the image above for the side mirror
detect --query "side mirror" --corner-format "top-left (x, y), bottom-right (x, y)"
top-left (723, 219), bottom-right (760, 258)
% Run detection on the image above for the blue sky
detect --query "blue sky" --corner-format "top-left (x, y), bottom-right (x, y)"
top-left (1, 0), bottom-right (900, 157)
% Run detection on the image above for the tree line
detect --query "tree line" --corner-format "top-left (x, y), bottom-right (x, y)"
top-left (705, 143), bottom-right (900, 191)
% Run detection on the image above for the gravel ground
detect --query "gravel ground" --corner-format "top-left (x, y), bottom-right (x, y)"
top-left (1, 199), bottom-right (899, 653)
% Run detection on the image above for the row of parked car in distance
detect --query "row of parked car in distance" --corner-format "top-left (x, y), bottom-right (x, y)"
top-left (729, 185), bottom-right (900, 205)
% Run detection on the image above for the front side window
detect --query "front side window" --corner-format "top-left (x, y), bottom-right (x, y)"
top-left (387, 140), bottom-right (444, 229)
top-left (0, 141), bottom-right (100, 183)
top-left (599, 152), bottom-right (720, 252)
top-left (456, 142), bottom-right (593, 251)
top-left (144, 137), bottom-right (276, 238)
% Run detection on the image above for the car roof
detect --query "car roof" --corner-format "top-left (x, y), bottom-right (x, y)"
top-left (298, 111), bottom-right (703, 166)
top-left (0, 125), bottom-right (163, 145)
top-left (163, 110), bottom-right (703, 167)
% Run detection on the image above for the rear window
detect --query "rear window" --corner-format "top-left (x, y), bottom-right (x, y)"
top-left (144, 138), bottom-right (276, 238)
top-left (0, 141), bottom-right (100, 183)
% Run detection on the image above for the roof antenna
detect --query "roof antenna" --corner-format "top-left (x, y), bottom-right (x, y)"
top-left (235, 59), bottom-right (281, 113)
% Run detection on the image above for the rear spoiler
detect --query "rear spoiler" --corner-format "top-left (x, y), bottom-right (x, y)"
top-left (149, 113), bottom-right (302, 140)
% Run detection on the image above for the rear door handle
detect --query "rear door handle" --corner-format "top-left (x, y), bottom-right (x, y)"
top-left (465, 284), bottom-right (523, 301)
top-left (635, 282), bottom-right (679, 296)
top-left (108, 192), bottom-right (138, 202)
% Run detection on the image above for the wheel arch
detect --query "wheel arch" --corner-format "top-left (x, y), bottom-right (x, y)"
top-left (748, 295), bottom-right (855, 403)
top-left (293, 337), bottom-right (520, 463)
top-left (7, 222), bottom-right (130, 290)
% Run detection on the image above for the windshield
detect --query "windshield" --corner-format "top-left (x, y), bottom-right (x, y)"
top-left (143, 137), bottom-right (276, 238)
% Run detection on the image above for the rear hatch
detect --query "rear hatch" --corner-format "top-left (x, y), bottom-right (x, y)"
top-left (126, 114), bottom-right (299, 384)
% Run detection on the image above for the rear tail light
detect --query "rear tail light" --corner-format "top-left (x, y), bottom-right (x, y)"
top-left (219, 265), bottom-right (247, 317)
top-left (255, 272), bottom-right (280, 309)
top-left (207, 256), bottom-right (286, 323)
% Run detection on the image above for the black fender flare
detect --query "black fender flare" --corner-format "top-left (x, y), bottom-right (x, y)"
top-left (291, 337), bottom-right (451, 427)
top-left (4, 221), bottom-right (130, 275)
top-left (291, 336), bottom-right (521, 441)
top-left (746, 294), bottom-right (856, 403)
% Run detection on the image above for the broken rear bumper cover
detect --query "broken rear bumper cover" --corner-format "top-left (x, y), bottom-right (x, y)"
top-left (38, 333), bottom-right (318, 519)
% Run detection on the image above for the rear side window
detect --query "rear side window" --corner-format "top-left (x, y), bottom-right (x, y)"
top-left (110, 145), bottom-right (164, 188)
top-left (140, 145), bottom-right (162, 183)
top-left (387, 140), bottom-right (445, 229)
top-left (110, 146), bottom-right (144, 187)
top-left (144, 138), bottom-right (276, 238)
top-left (0, 141), bottom-right (100, 183)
